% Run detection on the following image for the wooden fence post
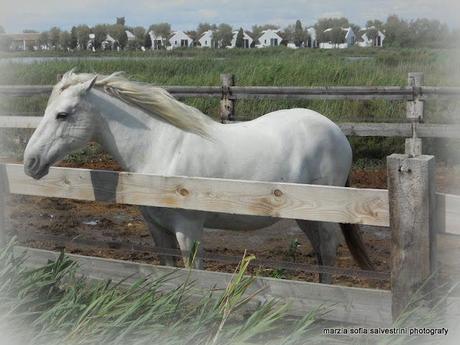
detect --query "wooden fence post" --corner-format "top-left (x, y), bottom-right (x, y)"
top-left (405, 72), bottom-right (424, 157)
top-left (387, 153), bottom-right (437, 320)
top-left (0, 164), bottom-right (9, 247)
top-left (220, 74), bottom-right (235, 123)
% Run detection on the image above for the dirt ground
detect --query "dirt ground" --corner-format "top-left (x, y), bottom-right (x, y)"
top-left (6, 157), bottom-right (460, 291)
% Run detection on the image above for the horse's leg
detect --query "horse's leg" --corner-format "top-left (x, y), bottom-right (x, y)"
top-left (171, 220), bottom-right (205, 269)
top-left (140, 207), bottom-right (178, 266)
top-left (296, 220), bottom-right (339, 284)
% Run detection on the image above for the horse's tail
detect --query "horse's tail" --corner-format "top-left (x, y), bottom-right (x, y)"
top-left (339, 178), bottom-right (375, 271)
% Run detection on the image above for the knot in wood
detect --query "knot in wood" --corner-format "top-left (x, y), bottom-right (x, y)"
top-left (178, 187), bottom-right (189, 197)
top-left (273, 189), bottom-right (283, 197)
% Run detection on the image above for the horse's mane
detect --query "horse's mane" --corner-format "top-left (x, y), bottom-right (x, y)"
top-left (51, 69), bottom-right (214, 137)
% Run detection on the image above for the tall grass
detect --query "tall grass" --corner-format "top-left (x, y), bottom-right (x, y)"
top-left (0, 240), bottom-right (325, 345)
top-left (0, 241), bottom-right (456, 345)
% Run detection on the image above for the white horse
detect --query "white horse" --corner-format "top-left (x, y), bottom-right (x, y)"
top-left (23, 70), bottom-right (373, 283)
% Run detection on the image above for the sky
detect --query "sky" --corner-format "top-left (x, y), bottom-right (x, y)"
top-left (0, 0), bottom-right (459, 33)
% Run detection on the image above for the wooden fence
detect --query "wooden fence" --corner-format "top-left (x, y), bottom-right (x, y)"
top-left (0, 72), bottom-right (459, 325)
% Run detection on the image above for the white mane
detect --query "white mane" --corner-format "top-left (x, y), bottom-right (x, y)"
top-left (51, 69), bottom-right (214, 137)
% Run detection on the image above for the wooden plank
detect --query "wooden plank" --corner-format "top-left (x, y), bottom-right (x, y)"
top-left (0, 85), bottom-right (53, 96)
top-left (1, 84), bottom-right (460, 99)
top-left (3, 163), bottom-right (390, 226)
top-left (340, 123), bottom-right (412, 137)
top-left (387, 154), bottom-right (437, 320)
top-left (437, 193), bottom-right (460, 236)
top-left (14, 246), bottom-right (392, 326)
top-left (1, 116), bottom-right (459, 139)
top-left (0, 115), bottom-right (42, 128)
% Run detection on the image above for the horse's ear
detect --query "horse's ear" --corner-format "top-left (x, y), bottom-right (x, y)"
top-left (80, 76), bottom-right (97, 94)
top-left (62, 67), bottom-right (77, 81)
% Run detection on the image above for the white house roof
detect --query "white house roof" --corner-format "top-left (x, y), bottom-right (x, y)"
top-left (148, 31), bottom-right (165, 40)
top-left (258, 29), bottom-right (282, 38)
top-left (170, 31), bottom-right (192, 40)
top-left (323, 27), bottom-right (354, 39)
top-left (104, 34), bottom-right (116, 42)
top-left (125, 30), bottom-right (136, 40)
top-left (199, 30), bottom-right (214, 39)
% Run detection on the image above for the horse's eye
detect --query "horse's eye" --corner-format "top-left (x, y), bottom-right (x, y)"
top-left (56, 112), bottom-right (69, 120)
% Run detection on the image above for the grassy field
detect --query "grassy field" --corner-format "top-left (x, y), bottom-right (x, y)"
top-left (0, 47), bottom-right (459, 163)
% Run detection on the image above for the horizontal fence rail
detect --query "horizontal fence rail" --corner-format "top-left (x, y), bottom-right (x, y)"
top-left (2, 163), bottom-right (458, 234)
top-left (15, 246), bottom-right (393, 326)
top-left (2, 163), bottom-right (390, 226)
top-left (2, 85), bottom-right (460, 100)
top-left (2, 116), bottom-right (459, 138)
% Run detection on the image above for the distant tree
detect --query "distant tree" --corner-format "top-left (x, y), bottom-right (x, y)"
top-left (328, 27), bottom-right (346, 44)
top-left (215, 23), bottom-right (233, 47)
top-left (148, 22), bottom-right (171, 47)
top-left (109, 24), bottom-right (128, 48)
top-left (235, 27), bottom-right (244, 48)
top-left (75, 25), bottom-right (90, 49)
top-left (70, 26), bottom-right (78, 49)
top-left (281, 24), bottom-right (295, 43)
top-left (315, 17), bottom-right (349, 42)
top-left (39, 31), bottom-right (49, 48)
top-left (197, 22), bottom-right (217, 37)
top-left (366, 27), bottom-right (379, 42)
top-left (132, 26), bottom-right (146, 48)
top-left (410, 18), bottom-right (449, 48)
top-left (252, 24), bottom-right (279, 40)
top-left (92, 24), bottom-right (109, 49)
top-left (144, 32), bottom-right (152, 49)
top-left (149, 23), bottom-right (171, 38)
top-left (0, 25), bottom-right (4, 34)
top-left (384, 15), bottom-right (412, 47)
top-left (293, 20), bottom-right (308, 47)
top-left (59, 30), bottom-right (71, 49)
top-left (48, 26), bottom-right (61, 49)
top-left (22, 29), bottom-right (38, 33)
top-left (116, 17), bottom-right (125, 26)
top-left (349, 23), bottom-right (361, 36)
top-left (186, 30), bottom-right (198, 46)
top-left (366, 19), bottom-right (384, 30)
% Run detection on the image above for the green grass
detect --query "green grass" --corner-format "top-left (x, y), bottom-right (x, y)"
top-left (0, 240), bottom-right (455, 345)
top-left (0, 240), bottom-right (325, 345)
top-left (0, 48), bottom-right (459, 163)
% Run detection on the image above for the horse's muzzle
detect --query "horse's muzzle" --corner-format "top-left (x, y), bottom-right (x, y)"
top-left (24, 155), bottom-right (49, 180)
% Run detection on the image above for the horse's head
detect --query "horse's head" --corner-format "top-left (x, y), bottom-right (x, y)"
top-left (24, 72), bottom-right (98, 179)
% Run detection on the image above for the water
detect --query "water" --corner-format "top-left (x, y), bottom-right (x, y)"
top-left (0, 56), bottom-right (226, 65)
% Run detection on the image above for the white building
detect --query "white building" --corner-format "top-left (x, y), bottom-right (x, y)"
top-left (319, 27), bottom-right (356, 49)
top-left (168, 31), bottom-right (193, 49)
top-left (101, 34), bottom-right (117, 50)
top-left (198, 30), bottom-right (216, 48)
top-left (256, 29), bottom-right (282, 48)
top-left (125, 30), bottom-right (136, 41)
top-left (228, 30), bottom-right (253, 48)
top-left (148, 31), bottom-right (166, 50)
top-left (357, 27), bottom-right (385, 47)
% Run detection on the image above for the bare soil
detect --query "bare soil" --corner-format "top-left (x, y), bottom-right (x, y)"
top-left (6, 157), bottom-right (460, 290)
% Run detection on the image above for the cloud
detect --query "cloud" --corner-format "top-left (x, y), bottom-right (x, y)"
top-left (318, 11), bottom-right (345, 20)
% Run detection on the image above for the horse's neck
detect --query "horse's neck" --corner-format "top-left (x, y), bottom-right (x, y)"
top-left (87, 90), bottom-right (190, 173)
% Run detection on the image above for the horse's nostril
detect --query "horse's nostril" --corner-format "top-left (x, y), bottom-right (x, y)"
top-left (27, 156), bottom-right (39, 171)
